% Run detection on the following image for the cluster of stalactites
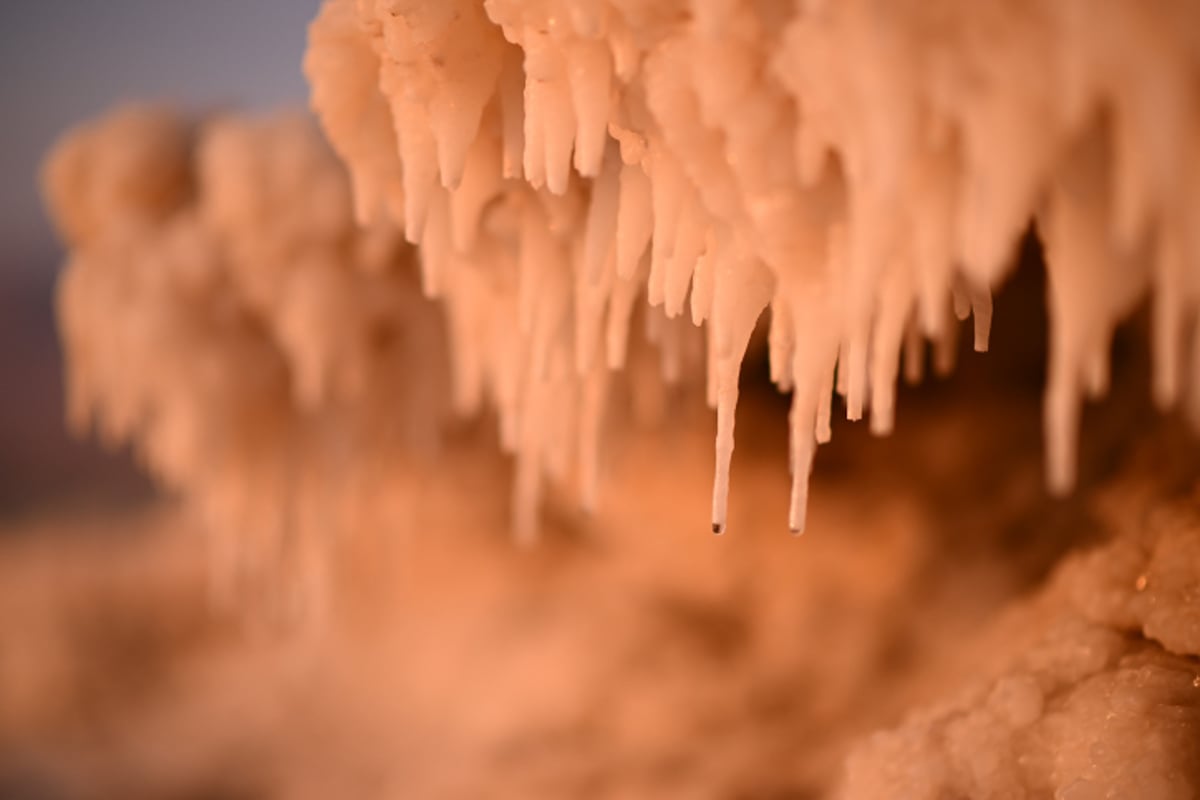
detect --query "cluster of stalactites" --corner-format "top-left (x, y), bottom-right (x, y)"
top-left (306, 0), bottom-right (1200, 537)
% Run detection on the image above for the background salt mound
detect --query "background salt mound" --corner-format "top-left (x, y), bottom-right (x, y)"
top-left (307, 0), bottom-right (1200, 536)
top-left (43, 107), bottom-right (451, 598)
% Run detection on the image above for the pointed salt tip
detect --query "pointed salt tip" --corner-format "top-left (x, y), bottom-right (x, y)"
top-left (1046, 465), bottom-right (1075, 496)
top-left (953, 294), bottom-right (971, 321)
top-left (869, 415), bottom-right (893, 437)
top-left (712, 522), bottom-right (724, 534)
top-left (1048, 479), bottom-right (1073, 499)
top-left (1046, 460), bottom-right (1075, 498)
top-left (404, 228), bottom-right (423, 246)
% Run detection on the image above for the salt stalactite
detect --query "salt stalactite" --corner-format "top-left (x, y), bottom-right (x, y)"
top-left (303, 0), bottom-right (1200, 536)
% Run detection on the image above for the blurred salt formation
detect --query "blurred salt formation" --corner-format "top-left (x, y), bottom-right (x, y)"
top-left (43, 108), bottom-right (451, 601)
top-left (306, 0), bottom-right (1200, 535)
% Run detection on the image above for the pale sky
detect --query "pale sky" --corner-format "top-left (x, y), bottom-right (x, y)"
top-left (0, 0), bottom-right (320, 276)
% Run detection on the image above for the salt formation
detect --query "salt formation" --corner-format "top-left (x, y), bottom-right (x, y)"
top-left (305, 0), bottom-right (1200, 536)
top-left (44, 108), bottom-right (450, 594)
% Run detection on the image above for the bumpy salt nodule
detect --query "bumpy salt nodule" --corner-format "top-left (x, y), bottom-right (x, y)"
top-left (303, 0), bottom-right (1200, 538)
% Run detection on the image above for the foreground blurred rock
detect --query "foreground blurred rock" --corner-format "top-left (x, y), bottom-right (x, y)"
top-left (2, 381), bottom-right (1197, 799)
